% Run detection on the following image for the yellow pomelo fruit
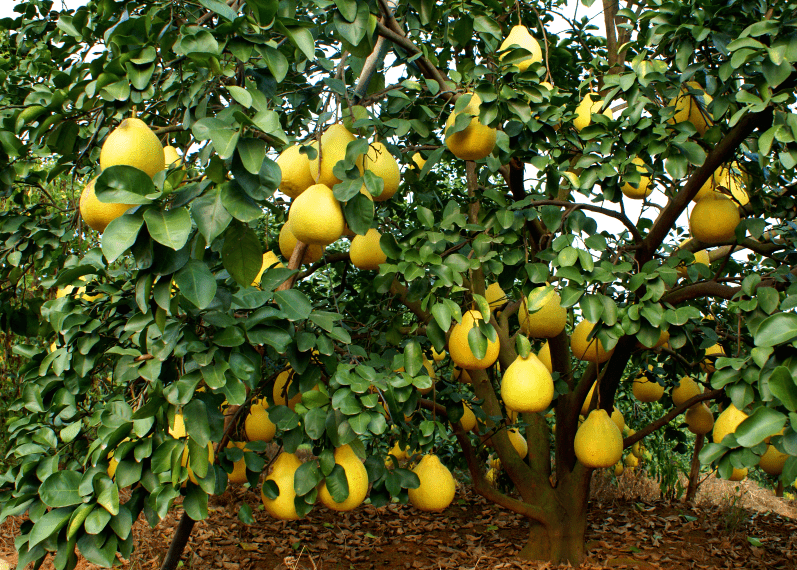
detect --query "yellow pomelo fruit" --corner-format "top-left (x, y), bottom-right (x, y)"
top-left (349, 228), bottom-right (387, 270)
top-left (624, 453), bottom-right (639, 468)
top-left (611, 407), bottom-right (625, 433)
top-left (507, 428), bottom-right (528, 459)
top-left (620, 157), bottom-right (652, 199)
top-left (633, 374), bottom-right (664, 403)
top-left (614, 463), bottom-right (624, 477)
top-left (262, 452), bottom-right (304, 520)
top-left (713, 404), bottom-right (748, 445)
top-left (573, 93), bottom-right (613, 132)
top-left (169, 412), bottom-right (187, 438)
top-left (685, 403), bottom-right (714, 435)
top-left (574, 409), bottom-right (623, 468)
top-left (318, 444), bottom-right (369, 512)
top-left (79, 177), bottom-right (136, 233)
top-left (278, 222), bottom-right (324, 264)
top-left (55, 276), bottom-right (102, 301)
top-left (668, 82), bottom-right (713, 136)
top-left (501, 353), bottom-right (554, 413)
top-left (694, 164), bottom-right (747, 204)
top-left (227, 441), bottom-right (250, 484)
top-left (181, 441), bottom-right (214, 485)
top-left (458, 403), bottom-right (477, 432)
top-left (728, 467), bottom-right (747, 482)
top-left (689, 193), bottom-right (740, 244)
top-left (538, 341), bottom-right (553, 373)
top-left (580, 382), bottom-right (596, 417)
top-left (519, 287), bottom-right (567, 338)
top-left (387, 442), bottom-right (410, 462)
top-left (676, 247), bottom-right (711, 278)
top-left (448, 310), bottom-right (500, 370)
top-left (277, 144), bottom-right (315, 198)
top-left (759, 445), bottom-right (788, 476)
top-left (485, 282), bottom-right (506, 309)
top-left (245, 402), bottom-right (276, 442)
top-left (452, 367), bottom-right (471, 383)
top-left (571, 321), bottom-right (613, 363)
top-left (164, 145), bottom-right (183, 169)
top-left (411, 152), bottom-right (426, 170)
top-left (308, 124), bottom-right (363, 187)
top-left (701, 343), bottom-right (726, 373)
top-left (363, 142), bottom-right (400, 201)
top-left (252, 251), bottom-right (284, 286)
top-left (409, 454), bottom-right (456, 512)
top-left (273, 370), bottom-right (303, 410)
top-left (289, 184), bottom-right (345, 246)
top-left (431, 347), bottom-right (446, 362)
top-left (485, 467), bottom-right (499, 485)
top-left (499, 24), bottom-right (542, 71)
top-left (672, 376), bottom-right (701, 407)
top-left (445, 93), bottom-right (497, 161)
top-left (100, 117), bottom-right (165, 178)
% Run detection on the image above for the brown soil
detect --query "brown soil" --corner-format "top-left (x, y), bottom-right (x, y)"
top-left (1, 470), bottom-right (795, 569)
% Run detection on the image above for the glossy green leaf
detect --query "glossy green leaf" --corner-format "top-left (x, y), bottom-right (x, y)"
top-left (175, 260), bottom-right (217, 310)
top-left (753, 312), bottom-right (797, 347)
top-left (734, 407), bottom-right (787, 447)
top-left (143, 208), bottom-right (192, 250)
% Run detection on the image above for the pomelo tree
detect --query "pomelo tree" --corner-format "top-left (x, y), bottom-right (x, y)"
top-left (2, 0), bottom-right (797, 566)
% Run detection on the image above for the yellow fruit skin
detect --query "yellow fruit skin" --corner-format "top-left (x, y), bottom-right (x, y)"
top-left (252, 251), bottom-right (284, 285)
top-left (364, 142), bottom-right (400, 201)
top-left (570, 321), bottom-right (613, 363)
top-left (728, 467), bottom-right (747, 481)
top-left (485, 282), bottom-right (506, 309)
top-left (624, 453), bottom-right (639, 468)
top-left (164, 145), bottom-right (183, 169)
top-left (519, 289), bottom-right (567, 338)
top-left (408, 454), bottom-right (456, 512)
top-left (499, 25), bottom-right (542, 71)
top-left (445, 93), bottom-right (497, 161)
top-left (169, 413), bottom-right (187, 438)
top-left (100, 117), bottom-right (165, 178)
top-left (308, 124), bottom-right (363, 187)
top-left (318, 444), bottom-right (369, 511)
top-left (431, 347), bottom-right (446, 362)
top-left (633, 375), bottom-right (664, 403)
top-left (507, 428), bottom-right (528, 459)
top-left (759, 445), bottom-right (788, 476)
top-left (411, 152), bottom-right (426, 170)
top-left (273, 370), bottom-right (302, 410)
top-left (614, 463), bottom-right (624, 477)
top-left (685, 403), bottom-right (714, 435)
top-left (713, 404), bottom-right (748, 445)
top-left (694, 165), bottom-right (747, 204)
top-left (701, 343), bottom-right (725, 373)
top-left (501, 353), bottom-right (554, 413)
top-left (580, 383), bottom-right (596, 417)
top-left (672, 376), bottom-right (701, 407)
top-left (80, 177), bottom-right (136, 233)
top-left (244, 402), bottom-right (276, 442)
top-left (668, 83), bottom-right (713, 136)
top-left (289, 184), bottom-right (345, 246)
top-left (277, 144), bottom-right (316, 198)
top-left (538, 341), bottom-right (553, 373)
top-left (574, 93), bottom-right (612, 132)
top-left (349, 228), bottom-right (387, 270)
top-left (620, 157), bottom-right (652, 199)
top-left (262, 452), bottom-right (304, 520)
top-left (448, 310), bottom-right (500, 370)
top-left (611, 407), bottom-right (625, 433)
top-left (458, 403), bottom-right (477, 432)
top-left (278, 222), bottom-right (324, 264)
top-left (574, 409), bottom-right (623, 468)
top-left (689, 193), bottom-right (740, 244)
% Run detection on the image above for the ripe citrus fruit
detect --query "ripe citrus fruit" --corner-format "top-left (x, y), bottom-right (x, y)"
top-left (519, 287), bottom-right (567, 338)
top-left (244, 401), bottom-right (276, 442)
top-left (278, 222), bottom-right (324, 264)
top-left (262, 452), bottom-right (304, 520)
top-left (349, 228), bottom-right (387, 270)
top-left (571, 321), bottom-right (613, 363)
top-left (408, 454), bottom-right (456, 512)
top-left (444, 93), bottom-right (496, 161)
top-left (164, 145), bottom-right (183, 169)
top-left (713, 403), bottom-right (748, 445)
top-left (668, 82), bottom-right (713, 136)
top-left (499, 24), bottom-right (542, 71)
top-left (100, 117), bottom-right (165, 178)
top-left (689, 193), bottom-right (740, 244)
top-left (485, 282), bottom-right (506, 309)
top-left (633, 374), bottom-right (664, 403)
top-left (620, 157), bottom-right (652, 199)
top-left (685, 403), bottom-right (714, 435)
top-left (79, 177), bottom-right (136, 233)
top-left (308, 124), bottom-right (363, 187)
top-left (363, 142), bottom-right (400, 201)
top-left (574, 409), bottom-right (623, 468)
top-left (537, 341), bottom-right (552, 373)
top-left (672, 376), bottom-right (701, 406)
top-left (507, 428), bottom-right (528, 459)
top-left (289, 183), bottom-right (345, 246)
top-left (226, 441), bottom-right (249, 484)
top-left (276, 144), bottom-right (315, 198)
top-left (501, 353), bottom-right (554, 413)
top-left (318, 444), bottom-right (369, 511)
top-left (574, 93), bottom-right (612, 131)
top-left (273, 370), bottom-right (303, 410)
top-left (448, 310), bottom-right (500, 370)
top-left (758, 445), bottom-right (788, 476)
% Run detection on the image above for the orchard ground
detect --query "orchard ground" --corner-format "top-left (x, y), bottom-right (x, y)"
top-left (1, 472), bottom-right (794, 570)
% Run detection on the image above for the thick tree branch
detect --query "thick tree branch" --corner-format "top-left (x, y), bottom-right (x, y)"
top-left (624, 389), bottom-right (723, 448)
top-left (660, 281), bottom-right (740, 305)
top-left (530, 200), bottom-right (643, 243)
top-left (389, 278), bottom-right (431, 324)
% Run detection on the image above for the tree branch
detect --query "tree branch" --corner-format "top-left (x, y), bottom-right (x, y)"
top-left (389, 278), bottom-right (431, 324)
top-left (529, 200), bottom-right (643, 243)
top-left (624, 389), bottom-right (723, 448)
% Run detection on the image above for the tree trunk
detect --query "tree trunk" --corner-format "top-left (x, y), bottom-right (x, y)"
top-left (776, 479), bottom-right (784, 498)
top-left (684, 434), bottom-right (705, 504)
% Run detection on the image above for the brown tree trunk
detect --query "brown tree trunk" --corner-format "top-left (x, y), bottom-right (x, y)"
top-left (776, 479), bottom-right (784, 498)
top-left (684, 434), bottom-right (705, 504)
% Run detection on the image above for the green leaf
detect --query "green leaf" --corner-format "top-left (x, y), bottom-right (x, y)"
top-left (734, 407), bottom-right (787, 447)
top-left (515, 335), bottom-right (531, 359)
top-left (673, 141), bottom-right (707, 166)
top-left (472, 294), bottom-right (490, 324)
top-left (294, 462), bottom-right (322, 496)
top-left (40, 471), bottom-right (83, 508)
top-left (403, 340), bottom-right (423, 377)
top-left (274, 290), bottom-right (313, 321)
top-left (753, 312), bottom-right (797, 347)
top-left (183, 399), bottom-right (211, 447)
top-left (467, 325), bottom-right (487, 360)
top-left (343, 192), bottom-right (374, 237)
top-left (237, 138), bottom-right (266, 175)
top-left (29, 507), bottom-right (73, 548)
top-left (227, 86), bottom-right (252, 108)
top-left (102, 212), bottom-right (144, 263)
top-left (143, 208), bottom-right (192, 250)
top-left (431, 303), bottom-right (451, 332)
top-left (175, 260), bottom-right (217, 310)
top-left (768, 366), bottom-right (797, 411)
top-left (95, 165), bottom-right (157, 205)
top-left (238, 503), bottom-right (254, 525)
top-left (221, 221), bottom-right (262, 287)
top-left (200, 0), bottom-right (238, 21)
top-left (324, 464), bottom-right (350, 503)
top-left (184, 484), bottom-right (209, 521)
top-left (84, 505), bottom-right (111, 534)
top-left (191, 187), bottom-right (232, 244)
